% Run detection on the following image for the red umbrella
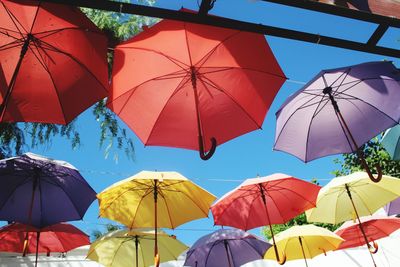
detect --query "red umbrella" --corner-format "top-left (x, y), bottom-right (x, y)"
top-left (0, 222), bottom-right (90, 266)
top-left (108, 10), bottom-right (286, 160)
top-left (335, 215), bottom-right (400, 251)
top-left (211, 173), bottom-right (321, 264)
top-left (0, 0), bottom-right (109, 124)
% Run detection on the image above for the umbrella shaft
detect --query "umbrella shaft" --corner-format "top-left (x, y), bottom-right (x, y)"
top-left (345, 185), bottom-right (371, 248)
top-left (223, 240), bottom-right (232, 267)
top-left (299, 237), bottom-right (309, 267)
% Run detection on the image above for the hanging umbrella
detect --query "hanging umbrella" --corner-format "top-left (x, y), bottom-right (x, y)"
top-left (211, 173), bottom-right (321, 264)
top-left (335, 215), bottom-right (400, 251)
top-left (87, 229), bottom-right (188, 267)
top-left (0, 222), bottom-right (89, 267)
top-left (0, 0), bottom-right (109, 124)
top-left (384, 197), bottom-right (400, 216)
top-left (305, 172), bottom-right (400, 265)
top-left (381, 124), bottom-right (400, 160)
top-left (107, 10), bottom-right (286, 160)
top-left (184, 228), bottom-right (271, 267)
top-left (274, 61), bottom-right (400, 182)
top-left (0, 152), bottom-right (96, 228)
top-left (264, 225), bottom-right (343, 267)
top-left (97, 171), bottom-right (216, 266)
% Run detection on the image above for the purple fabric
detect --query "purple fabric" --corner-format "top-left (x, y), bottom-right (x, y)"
top-left (184, 229), bottom-right (271, 267)
top-left (0, 153), bottom-right (96, 228)
top-left (385, 197), bottom-right (400, 216)
top-left (274, 61), bottom-right (400, 162)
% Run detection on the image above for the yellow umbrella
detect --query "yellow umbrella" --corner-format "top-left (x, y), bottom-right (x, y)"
top-left (264, 225), bottom-right (343, 267)
top-left (306, 171), bottom-right (400, 258)
top-left (97, 171), bottom-right (216, 265)
top-left (87, 229), bottom-right (188, 267)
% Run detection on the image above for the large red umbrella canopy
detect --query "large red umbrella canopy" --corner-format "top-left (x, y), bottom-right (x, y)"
top-left (0, 0), bottom-right (109, 124)
top-left (108, 11), bottom-right (286, 159)
top-left (211, 173), bottom-right (321, 229)
top-left (335, 215), bottom-right (400, 250)
top-left (211, 173), bottom-right (320, 264)
top-left (0, 222), bottom-right (89, 254)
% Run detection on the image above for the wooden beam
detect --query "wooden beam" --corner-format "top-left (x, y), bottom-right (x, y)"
top-left (39, 0), bottom-right (400, 58)
top-left (199, 0), bottom-right (214, 16)
top-left (367, 24), bottom-right (389, 46)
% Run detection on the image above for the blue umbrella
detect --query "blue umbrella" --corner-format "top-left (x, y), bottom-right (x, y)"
top-left (184, 229), bottom-right (271, 267)
top-left (0, 153), bottom-right (96, 228)
top-left (382, 125), bottom-right (400, 160)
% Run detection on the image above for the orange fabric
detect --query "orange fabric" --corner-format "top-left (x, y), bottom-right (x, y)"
top-left (0, 0), bottom-right (109, 124)
top-left (108, 11), bottom-right (286, 152)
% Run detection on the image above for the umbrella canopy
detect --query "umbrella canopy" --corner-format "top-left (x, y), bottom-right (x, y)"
top-left (0, 152), bottom-right (96, 228)
top-left (97, 170), bottom-right (216, 265)
top-left (107, 10), bottom-right (286, 160)
top-left (335, 215), bottom-right (400, 250)
top-left (274, 61), bottom-right (400, 182)
top-left (184, 228), bottom-right (270, 267)
top-left (384, 197), bottom-right (400, 216)
top-left (305, 172), bottom-right (400, 224)
top-left (87, 229), bottom-right (188, 267)
top-left (0, 222), bottom-right (89, 254)
top-left (211, 173), bottom-right (320, 263)
top-left (264, 225), bottom-right (343, 267)
top-left (0, 0), bottom-right (109, 124)
top-left (382, 125), bottom-right (400, 160)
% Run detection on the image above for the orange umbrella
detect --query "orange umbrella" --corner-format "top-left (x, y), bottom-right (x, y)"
top-left (108, 10), bottom-right (286, 160)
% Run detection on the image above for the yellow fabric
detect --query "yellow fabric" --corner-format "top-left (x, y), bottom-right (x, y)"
top-left (87, 229), bottom-right (188, 267)
top-left (264, 225), bottom-right (343, 261)
top-left (97, 171), bottom-right (216, 228)
top-left (306, 172), bottom-right (400, 224)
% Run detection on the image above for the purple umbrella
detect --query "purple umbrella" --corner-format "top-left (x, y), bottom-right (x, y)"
top-left (184, 229), bottom-right (271, 267)
top-left (0, 153), bottom-right (96, 228)
top-left (385, 197), bottom-right (400, 216)
top-left (274, 61), bottom-right (400, 183)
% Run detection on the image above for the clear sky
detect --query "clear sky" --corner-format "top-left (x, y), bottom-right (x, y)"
top-left (20, 0), bottom-right (400, 246)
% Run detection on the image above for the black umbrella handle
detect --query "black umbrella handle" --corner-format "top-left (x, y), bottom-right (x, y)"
top-left (198, 136), bottom-right (217, 160)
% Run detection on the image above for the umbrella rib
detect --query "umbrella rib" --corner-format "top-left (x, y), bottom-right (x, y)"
top-left (110, 71), bottom-right (189, 117)
top-left (177, 190), bottom-right (210, 218)
top-left (0, 26), bottom-right (22, 35)
top-left (118, 47), bottom-right (189, 70)
top-left (301, 236), bottom-right (313, 259)
top-left (0, 175), bottom-right (34, 212)
top-left (1, 2), bottom-right (28, 38)
top-left (195, 31), bottom-right (241, 68)
top-left (338, 92), bottom-right (399, 124)
top-left (264, 189), bottom-right (286, 224)
top-left (129, 188), bottom-right (154, 229)
top-left (109, 239), bottom-right (129, 267)
top-left (0, 40), bottom-right (23, 51)
top-left (274, 92), bottom-right (328, 151)
top-left (183, 23), bottom-right (193, 66)
top-left (199, 66), bottom-right (287, 80)
top-left (158, 192), bottom-right (175, 229)
top-left (241, 238), bottom-right (266, 256)
top-left (28, 42), bottom-right (69, 124)
top-left (36, 39), bottom-right (108, 94)
top-left (245, 194), bottom-right (261, 231)
top-left (144, 75), bottom-right (192, 144)
top-left (34, 27), bottom-right (105, 40)
top-left (28, 3), bottom-right (41, 34)
top-left (304, 93), bottom-right (329, 162)
top-left (204, 240), bottom-right (221, 267)
top-left (199, 76), bottom-right (262, 129)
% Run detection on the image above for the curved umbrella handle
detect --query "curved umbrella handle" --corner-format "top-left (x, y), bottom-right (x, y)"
top-left (198, 136), bottom-right (217, 160)
top-left (358, 154), bottom-right (383, 183)
top-left (368, 241), bottom-right (378, 254)
top-left (278, 253), bottom-right (287, 265)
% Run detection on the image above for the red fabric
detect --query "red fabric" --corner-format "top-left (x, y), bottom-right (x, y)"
top-left (0, 0), bottom-right (109, 124)
top-left (0, 64), bottom-right (6, 93)
top-left (211, 173), bottom-right (321, 230)
top-left (335, 217), bottom-right (400, 250)
top-left (0, 222), bottom-right (89, 254)
top-left (108, 11), bottom-right (286, 152)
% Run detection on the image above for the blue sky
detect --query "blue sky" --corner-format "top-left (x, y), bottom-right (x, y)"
top-left (21, 0), bottom-right (400, 245)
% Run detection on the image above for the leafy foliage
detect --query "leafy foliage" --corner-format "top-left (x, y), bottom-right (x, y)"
top-left (0, 1), bottom-right (155, 160)
top-left (333, 136), bottom-right (400, 177)
top-left (91, 223), bottom-right (122, 241)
